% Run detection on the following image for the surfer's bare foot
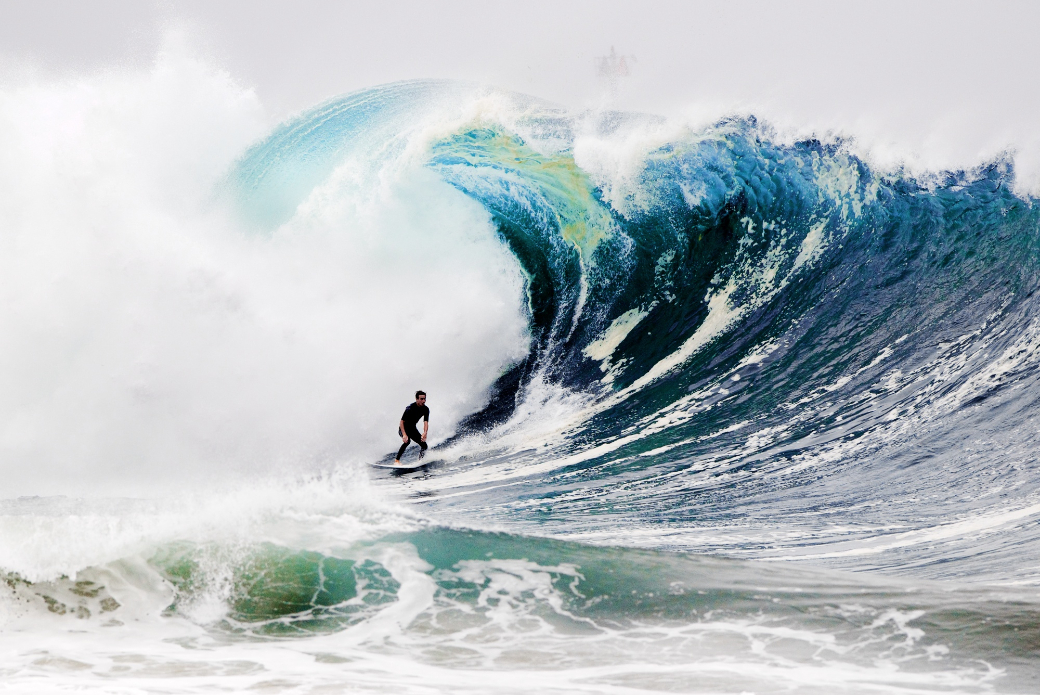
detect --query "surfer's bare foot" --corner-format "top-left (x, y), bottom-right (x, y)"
top-left (393, 460), bottom-right (401, 465)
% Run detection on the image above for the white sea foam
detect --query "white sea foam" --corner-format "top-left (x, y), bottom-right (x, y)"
top-left (0, 537), bottom-right (1008, 695)
top-left (0, 468), bottom-right (414, 583)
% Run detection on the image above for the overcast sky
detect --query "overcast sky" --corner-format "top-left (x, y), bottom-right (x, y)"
top-left (3, 0), bottom-right (1039, 180)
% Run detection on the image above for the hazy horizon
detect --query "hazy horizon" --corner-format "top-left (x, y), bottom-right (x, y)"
top-left (3, 0), bottom-right (1040, 186)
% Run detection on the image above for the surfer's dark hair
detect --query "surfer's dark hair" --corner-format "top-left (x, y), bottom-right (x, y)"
top-left (415, 390), bottom-right (426, 398)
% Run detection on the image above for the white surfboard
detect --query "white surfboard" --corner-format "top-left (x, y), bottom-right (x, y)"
top-left (371, 460), bottom-right (428, 471)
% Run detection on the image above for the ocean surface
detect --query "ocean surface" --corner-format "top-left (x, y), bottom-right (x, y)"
top-left (3, 78), bottom-right (1040, 693)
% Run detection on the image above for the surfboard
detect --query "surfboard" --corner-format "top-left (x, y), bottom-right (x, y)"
top-left (371, 460), bottom-right (428, 471)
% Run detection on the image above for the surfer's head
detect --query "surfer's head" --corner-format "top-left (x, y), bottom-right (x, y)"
top-left (415, 390), bottom-right (426, 404)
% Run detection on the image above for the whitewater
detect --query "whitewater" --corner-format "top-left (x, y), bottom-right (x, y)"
top-left (2, 51), bottom-right (1040, 694)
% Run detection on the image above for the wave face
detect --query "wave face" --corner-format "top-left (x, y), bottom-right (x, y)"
top-left (5, 77), bottom-right (1040, 693)
top-left (230, 81), bottom-right (1040, 580)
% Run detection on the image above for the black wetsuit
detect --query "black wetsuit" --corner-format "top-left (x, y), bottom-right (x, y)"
top-left (396, 402), bottom-right (430, 460)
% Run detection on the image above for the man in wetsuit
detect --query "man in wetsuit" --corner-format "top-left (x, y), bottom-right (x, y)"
top-left (395, 390), bottom-right (429, 464)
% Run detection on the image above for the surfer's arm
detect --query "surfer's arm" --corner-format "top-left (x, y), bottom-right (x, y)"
top-left (422, 419), bottom-right (428, 442)
top-left (399, 420), bottom-right (408, 442)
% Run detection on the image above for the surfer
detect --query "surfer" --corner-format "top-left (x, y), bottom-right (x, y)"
top-left (394, 391), bottom-right (429, 465)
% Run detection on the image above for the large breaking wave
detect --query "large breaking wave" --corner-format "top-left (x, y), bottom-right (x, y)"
top-left (231, 80), bottom-right (1040, 583)
top-left (5, 75), bottom-right (1040, 694)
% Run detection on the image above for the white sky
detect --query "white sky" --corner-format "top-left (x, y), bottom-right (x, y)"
top-left (2, 0), bottom-right (1039, 182)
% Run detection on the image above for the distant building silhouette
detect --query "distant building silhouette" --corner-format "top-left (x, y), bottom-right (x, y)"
top-left (596, 46), bottom-right (633, 97)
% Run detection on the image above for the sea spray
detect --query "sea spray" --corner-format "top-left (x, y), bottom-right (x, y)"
top-left (0, 68), bottom-right (528, 496)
